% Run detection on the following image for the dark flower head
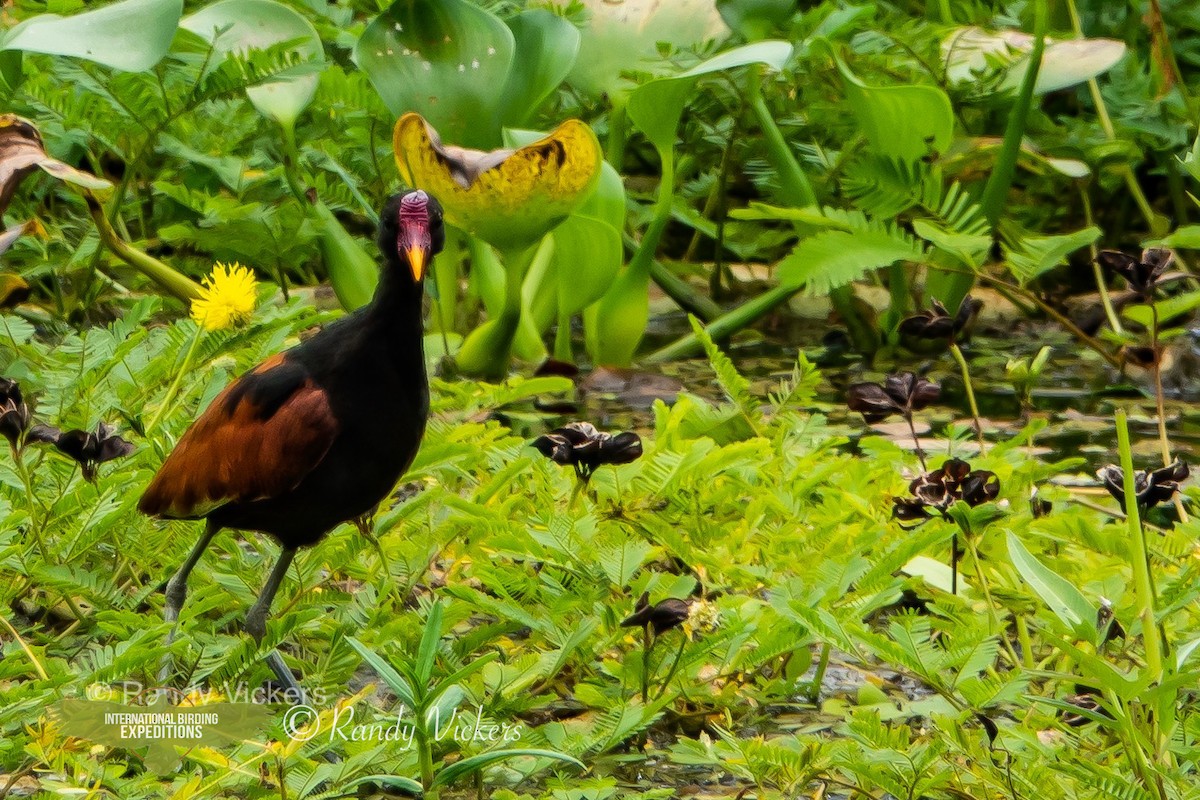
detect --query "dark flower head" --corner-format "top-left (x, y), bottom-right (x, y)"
top-left (1029, 487), bottom-right (1052, 518)
top-left (620, 592), bottom-right (690, 635)
top-left (894, 458), bottom-right (1001, 524)
top-left (847, 372), bottom-right (940, 423)
top-left (0, 377), bottom-right (31, 447)
top-left (898, 297), bottom-right (983, 342)
top-left (1097, 248), bottom-right (1175, 297)
top-left (1097, 460), bottom-right (1188, 511)
top-left (1060, 690), bottom-right (1106, 728)
top-left (532, 422), bottom-right (642, 481)
top-left (34, 421), bottom-right (134, 482)
top-left (960, 469), bottom-right (1000, 507)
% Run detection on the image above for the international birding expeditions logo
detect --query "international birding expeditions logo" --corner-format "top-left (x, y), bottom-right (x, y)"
top-left (50, 685), bottom-right (275, 773)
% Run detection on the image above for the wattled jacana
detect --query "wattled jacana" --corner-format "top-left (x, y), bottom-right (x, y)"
top-left (140, 190), bottom-right (444, 697)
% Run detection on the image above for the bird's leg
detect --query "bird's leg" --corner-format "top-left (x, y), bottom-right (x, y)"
top-left (245, 548), bottom-right (309, 703)
top-left (160, 521), bottom-right (219, 683)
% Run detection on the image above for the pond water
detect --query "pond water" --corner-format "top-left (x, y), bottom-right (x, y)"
top-left (531, 310), bottom-right (1199, 474)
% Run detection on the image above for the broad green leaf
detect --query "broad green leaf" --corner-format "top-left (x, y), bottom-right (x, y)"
top-left (1161, 224), bottom-right (1200, 249)
top-left (424, 683), bottom-right (464, 728)
top-left (628, 41), bottom-right (792, 153)
top-left (499, 11), bottom-right (580, 130)
top-left (1006, 531), bottom-right (1096, 644)
top-left (1123, 291), bottom-right (1200, 328)
top-left (0, 51), bottom-right (20, 92)
top-left (0, 0), bottom-right (182, 72)
top-left (431, 749), bottom-right (584, 789)
top-left (355, 0), bottom-right (515, 149)
top-left (943, 27), bottom-right (1126, 95)
top-left (415, 601), bottom-right (445, 687)
top-left (310, 199), bottom-right (376, 311)
top-left (1002, 225), bottom-right (1100, 285)
top-left (394, 113), bottom-right (602, 251)
top-left (554, 215), bottom-right (621, 316)
top-left (901, 556), bottom-right (970, 595)
top-left (346, 637), bottom-right (418, 709)
top-left (777, 229), bottom-right (924, 294)
top-left (568, 0), bottom-right (727, 100)
top-left (833, 52), bottom-right (953, 164)
top-left (181, 0), bottom-right (324, 127)
top-left (717, 0), bottom-right (797, 41)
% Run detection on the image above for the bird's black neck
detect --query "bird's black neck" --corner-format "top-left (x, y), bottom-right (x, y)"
top-left (362, 261), bottom-right (428, 370)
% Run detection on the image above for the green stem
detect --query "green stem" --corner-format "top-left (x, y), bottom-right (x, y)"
top-left (746, 65), bottom-right (816, 207)
top-left (979, 0), bottom-right (1047, 228)
top-left (653, 635), bottom-right (688, 701)
top-left (1150, 305), bottom-right (1187, 523)
top-left (85, 195), bottom-right (201, 301)
top-left (965, 533), bottom-right (1020, 665)
top-left (1115, 409), bottom-right (1162, 683)
top-left (145, 324), bottom-right (204, 435)
top-left (1081, 187), bottom-right (1123, 334)
top-left (1065, 0), bottom-right (1160, 231)
top-left (808, 642), bottom-right (831, 703)
top-left (949, 342), bottom-right (985, 453)
top-left (630, 148), bottom-right (676, 286)
top-left (641, 625), bottom-right (653, 704)
top-left (279, 122), bottom-right (308, 206)
top-left (644, 283), bottom-right (797, 362)
top-left (1015, 615), bottom-right (1035, 669)
top-left (10, 444), bottom-right (48, 560)
top-left (647, 259), bottom-right (722, 321)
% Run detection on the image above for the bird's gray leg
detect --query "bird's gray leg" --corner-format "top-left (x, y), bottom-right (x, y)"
top-left (160, 521), bottom-right (220, 683)
top-left (245, 548), bottom-right (309, 703)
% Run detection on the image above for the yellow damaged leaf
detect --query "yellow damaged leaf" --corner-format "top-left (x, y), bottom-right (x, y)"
top-left (393, 112), bottom-right (601, 250)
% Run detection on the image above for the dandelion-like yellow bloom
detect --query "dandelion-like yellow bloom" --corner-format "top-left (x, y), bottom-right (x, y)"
top-left (190, 262), bottom-right (257, 331)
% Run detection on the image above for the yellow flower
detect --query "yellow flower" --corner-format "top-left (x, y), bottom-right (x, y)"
top-left (190, 262), bottom-right (257, 331)
top-left (682, 600), bottom-right (721, 639)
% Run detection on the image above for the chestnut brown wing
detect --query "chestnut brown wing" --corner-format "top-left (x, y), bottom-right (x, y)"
top-left (139, 356), bottom-right (339, 519)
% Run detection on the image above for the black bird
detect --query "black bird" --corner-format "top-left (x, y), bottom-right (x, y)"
top-left (140, 190), bottom-right (443, 696)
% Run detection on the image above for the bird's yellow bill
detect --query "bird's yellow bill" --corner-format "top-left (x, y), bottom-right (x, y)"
top-left (406, 246), bottom-right (426, 282)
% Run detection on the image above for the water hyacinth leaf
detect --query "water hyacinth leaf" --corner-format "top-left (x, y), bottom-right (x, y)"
top-left (499, 11), bottom-right (580, 131)
top-left (311, 199), bottom-right (376, 311)
top-left (628, 41), bottom-right (793, 153)
top-left (568, 0), bottom-right (727, 100)
top-left (0, 51), bottom-right (20, 92)
top-left (778, 229), bottom-right (925, 294)
top-left (943, 27), bottom-right (1126, 95)
top-left (554, 215), bottom-right (622, 316)
top-left (355, 0), bottom-right (514, 149)
top-left (717, 0), bottom-right (797, 41)
top-left (1006, 531), bottom-right (1096, 644)
top-left (394, 113), bottom-right (602, 251)
top-left (833, 52), bottom-right (954, 164)
top-left (181, 0), bottom-right (325, 127)
top-left (1, 115), bottom-right (112, 216)
top-left (0, 0), bottom-right (182, 72)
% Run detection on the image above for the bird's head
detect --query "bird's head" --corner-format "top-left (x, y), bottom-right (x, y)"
top-left (379, 189), bottom-right (445, 284)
